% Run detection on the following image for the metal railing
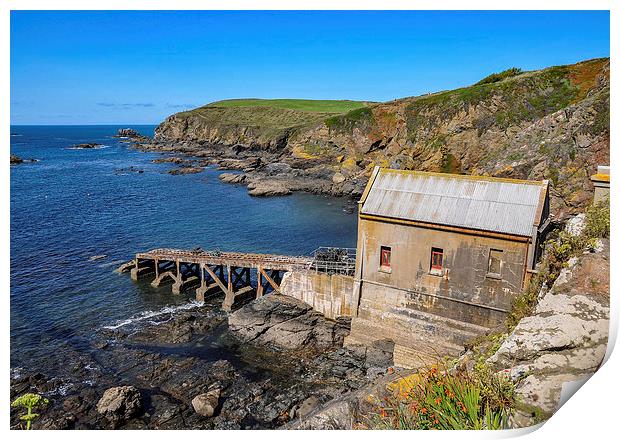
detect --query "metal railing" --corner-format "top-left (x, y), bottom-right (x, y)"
top-left (310, 247), bottom-right (357, 275)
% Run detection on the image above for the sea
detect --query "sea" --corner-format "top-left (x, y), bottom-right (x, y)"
top-left (9, 125), bottom-right (358, 372)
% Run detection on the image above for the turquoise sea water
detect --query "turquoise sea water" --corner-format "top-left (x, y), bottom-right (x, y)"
top-left (10, 125), bottom-right (357, 371)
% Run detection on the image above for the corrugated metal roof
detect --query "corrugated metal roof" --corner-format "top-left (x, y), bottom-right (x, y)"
top-left (361, 169), bottom-right (547, 237)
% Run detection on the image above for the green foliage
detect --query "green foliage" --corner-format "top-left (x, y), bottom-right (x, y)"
top-left (441, 153), bottom-right (460, 173)
top-left (404, 63), bottom-right (583, 137)
top-left (507, 198), bottom-right (610, 328)
top-left (590, 90), bottom-right (610, 136)
top-left (206, 98), bottom-right (368, 113)
top-left (11, 393), bottom-right (49, 430)
top-left (584, 197), bottom-right (610, 239)
top-left (476, 68), bottom-right (523, 85)
top-left (324, 107), bottom-right (374, 131)
top-left (366, 366), bottom-right (513, 430)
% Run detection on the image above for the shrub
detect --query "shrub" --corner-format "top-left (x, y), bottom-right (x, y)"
top-left (507, 198), bottom-right (610, 328)
top-left (475, 68), bottom-right (523, 85)
top-left (365, 365), bottom-right (513, 430)
top-left (11, 393), bottom-right (49, 430)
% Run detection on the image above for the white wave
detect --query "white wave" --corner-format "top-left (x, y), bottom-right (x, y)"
top-left (102, 300), bottom-right (205, 330)
top-left (67, 144), bottom-right (111, 150)
top-left (11, 367), bottom-right (24, 380)
top-left (97, 259), bottom-right (126, 268)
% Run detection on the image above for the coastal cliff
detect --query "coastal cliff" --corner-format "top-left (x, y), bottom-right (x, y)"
top-left (151, 58), bottom-right (609, 216)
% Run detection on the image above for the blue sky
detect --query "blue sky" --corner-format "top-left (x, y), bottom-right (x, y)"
top-left (10, 10), bottom-right (609, 125)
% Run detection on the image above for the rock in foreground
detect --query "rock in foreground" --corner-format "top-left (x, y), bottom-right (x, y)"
top-left (191, 388), bottom-right (220, 418)
top-left (96, 386), bottom-right (142, 427)
top-left (228, 294), bottom-right (350, 350)
top-left (488, 239), bottom-right (610, 426)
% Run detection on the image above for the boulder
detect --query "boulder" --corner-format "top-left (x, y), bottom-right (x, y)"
top-left (487, 241), bottom-right (610, 427)
top-left (10, 154), bottom-right (23, 164)
top-left (96, 386), bottom-right (142, 425)
top-left (219, 173), bottom-right (246, 184)
top-left (229, 295), bottom-right (349, 350)
top-left (168, 167), bottom-right (204, 175)
top-left (332, 172), bottom-right (346, 184)
top-left (291, 395), bottom-right (321, 419)
top-left (264, 162), bottom-right (292, 176)
top-left (247, 181), bottom-right (291, 197)
top-left (152, 156), bottom-right (188, 164)
top-left (191, 388), bottom-right (220, 418)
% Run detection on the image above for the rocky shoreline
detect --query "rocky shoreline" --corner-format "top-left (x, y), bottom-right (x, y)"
top-left (10, 294), bottom-right (396, 430)
top-left (128, 132), bottom-right (368, 201)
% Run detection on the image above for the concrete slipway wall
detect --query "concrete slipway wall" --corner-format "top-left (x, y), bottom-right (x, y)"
top-left (280, 271), bottom-right (354, 320)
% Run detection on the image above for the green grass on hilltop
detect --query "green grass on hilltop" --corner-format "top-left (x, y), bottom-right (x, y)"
top-left (205, 98), bottom-right (368, 113)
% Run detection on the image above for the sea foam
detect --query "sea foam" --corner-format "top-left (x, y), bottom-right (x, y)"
top-left (102, 300), bottom-right (205, 330)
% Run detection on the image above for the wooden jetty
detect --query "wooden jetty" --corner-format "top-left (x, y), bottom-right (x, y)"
top-left (127, 248), bottom-right (313, 311)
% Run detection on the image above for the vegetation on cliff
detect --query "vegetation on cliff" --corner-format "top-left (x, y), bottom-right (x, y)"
top-left (475, 67), bottom-right (523, 85)
top-left (507, 198), bottom-right (610, 328)
top-left (155, 57), bottom-right (609, 214)
top-left (364, 365), bottom-right (513, 430)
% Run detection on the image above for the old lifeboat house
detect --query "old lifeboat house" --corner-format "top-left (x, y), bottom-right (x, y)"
top-left (345, 168), bottom-right (550, 368)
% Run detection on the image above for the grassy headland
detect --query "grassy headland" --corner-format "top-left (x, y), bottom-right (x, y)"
top-left (205, 99), bottom-right (369, 113)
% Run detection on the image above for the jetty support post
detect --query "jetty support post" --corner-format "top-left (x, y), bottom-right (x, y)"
top-left (171, 259), bottom-right (183, 294)
top-left (222, 264), bottom-right (235, 311)
top-left (256, 265), bottom-right (264, 298)
top-left (130, 258), bottom-right (155, 281)
top-left (196, 264), bottom-right (206, 302)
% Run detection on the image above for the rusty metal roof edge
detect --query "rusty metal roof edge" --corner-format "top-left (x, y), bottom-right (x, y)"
top-left (359, 165), bottom-right (381, 205)
top-left (532, 180), bottom-right (550, 228)
top-left (379, 168), bottom-right (547, 186)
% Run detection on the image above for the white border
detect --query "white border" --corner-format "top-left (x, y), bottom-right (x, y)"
top-left (2, 2), bottom-right (616, 439)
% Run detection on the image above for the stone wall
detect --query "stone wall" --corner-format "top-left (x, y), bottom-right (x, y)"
top-left (280, 270), bottom-right (355, 320)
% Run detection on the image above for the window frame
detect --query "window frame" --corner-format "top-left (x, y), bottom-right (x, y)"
top-left (486, 248), bottom-right (503, 279)
top-left (430, 247), bottom-right (444, 275)
top-left (379, 246), bottom-right (392, 272)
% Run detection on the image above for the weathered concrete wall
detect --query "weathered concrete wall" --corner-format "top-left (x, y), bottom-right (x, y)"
top-left (346, 218), bottom-right (530, 368)
top-left (593, 182), bottom-right (610, 204)
top-left (357, 218), bottom-right (528, 324)
top-left (280, 270), bottom-right (354, 320)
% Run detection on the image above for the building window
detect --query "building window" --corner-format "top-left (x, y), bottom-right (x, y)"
top-left (380, 246), bottom-right (391, 271)
top-left (430, 248), bottom-right (444, 273)
top-left (487, 249), bottom-right (503, 278)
